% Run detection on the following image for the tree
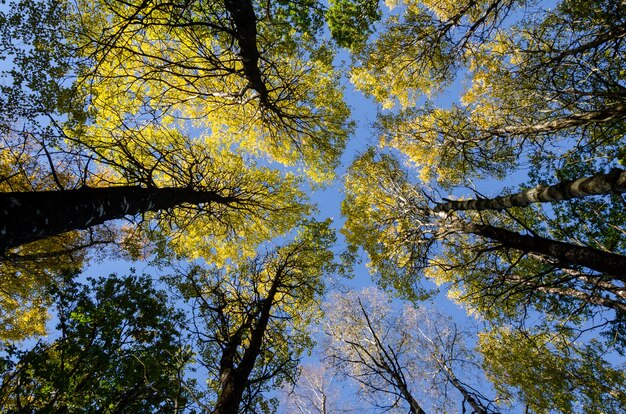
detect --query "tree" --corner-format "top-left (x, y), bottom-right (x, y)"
top-left (170, 220), bottom-right (336, 414)
top-left (4, 0), bottom-right (626, 410)
top-left (346, 0), bottom-right (626, 209)
top-left (0, 122), bottom-right (307, 340)
top-left (1, 0), bottom-right (352, 340)
top-left (283, 362), bottom-right (358, 414)
top-left (359, 0), bottom-right (626, 185)
top-left (1, 0), bottom-right (335, 258)
top-left (342, 150), bottom-right (626, 341)
top-left (432, 167), bottom-right (626, 212)
top-left (349, 0), bottom-right (522, 109)
top-left (0, 271), bottom-right (192, 413)
top-left (323, 287), bottom-right (501, 414)
top-left (0, 0), bottom-right (381, 258)
top-left (0, 4), bottom-right (377, 397)
top-left (341, 0), bottom-right (626, 337)
top-left (0, 131), bottom-right (118, 340)
top-left (0, 182), bottom-right (300, 254)
top-left (67, 0), bottom-right (351, 182)
top-left (479, 327), bottom-right (626, 413)
top-left (342, 0), bottom-right (626, 407)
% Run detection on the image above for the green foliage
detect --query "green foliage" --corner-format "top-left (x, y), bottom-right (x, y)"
top-left (171, 220), bottom-right (336, 412)
top-left (269, 0), bottom-right (325, 38)
top-left (0, 134), bottom-right (108, 340)
top-left (0, 0), bottom-right (351, 331)
top-left (2, 0), bottom-right (626, 411)
top-left (0, 271), bottom-right (192, 413)
top-left (0, 0), bottom-right (87, 134)
top-left (326, 0), bottom-right (381, 49)
top-left (341, 148), bottom-right (436, 301)
top-left (343, 0), bottom-right (626, 409)
top-left (480, 328), bottom-right (626, 413)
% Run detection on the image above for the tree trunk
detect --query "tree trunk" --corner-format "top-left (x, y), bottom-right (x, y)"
top-left (211, 370), bottom-right (247, 414)
top-left (536, 285), bottom-right (626, 316)
top-left (223, 0), bottom-right (269, 106)
top-left (458, 221), bottom-right (626, 281)
top-left (0, 186), bottom-right (236, 253)
top-left (434, 168), bottom-right (626, 212)
top-left (487, 103), bottom-right (626, 136)
top-left (440, 363), bottom-right (492, 414)
top-left (404, 388), bottom-right (427, 414)
top-left (211, 269), bottom-right (282, 414)
top-left (388, 368), bottom-right (426, 414)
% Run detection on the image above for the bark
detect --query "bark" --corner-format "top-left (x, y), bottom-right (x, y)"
top-left (441, 364), bottom-right (491, 414)
top-left (223, 0), bottom-right (270, 106)
top-left (0, 186), bottom-right (237, 253)
top-left (569, 271), bottom-right (626, 300)
top-left (359, 301), bottom-right (427, 414)
top-left (458, 222), bottom-right (626, 281)
top-left (434, 168), bottom-right (626, 212)
top-left (211, 267), bottom-right (282, 414)
top-left (487, 103), bottom-right (626, 136)
top-left (536, 285), bottom-right (626, 316)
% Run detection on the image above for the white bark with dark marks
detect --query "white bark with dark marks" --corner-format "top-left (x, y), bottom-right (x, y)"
top-left (434, 168), bottom-right (626, 212)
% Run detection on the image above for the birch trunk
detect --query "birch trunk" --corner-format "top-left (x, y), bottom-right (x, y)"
top-left (440, 364), bottom-right (491, 414)
top-left (487, 103), bottom-right (626, 136)
top-left (434, 168), bottom-right (626, 212)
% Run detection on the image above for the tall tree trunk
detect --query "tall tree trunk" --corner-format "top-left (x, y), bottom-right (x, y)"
top-left (457, 221), bottom-right (626, 281)
top-left (440, 364), bottom-right (491, 414)
top-left (212, 269), bottom-right (282, 414)
top-left (486, 103), bottom-right (626, 136)
top-left (0, 186), bottom-right (236, 253)
top-left (434, 168), bottom-right (626, 212)
top-left (211, 369), bottom-right (247, 414)
top-left (223, 0), bottom-right (269, 106)
top-left (535, 285), bottom-right (626, 316)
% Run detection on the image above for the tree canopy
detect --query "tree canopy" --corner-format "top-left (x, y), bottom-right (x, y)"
top-left (341, 0), bottom-right (626, 410)
top-left (1, 0), bottom-right (626, 412)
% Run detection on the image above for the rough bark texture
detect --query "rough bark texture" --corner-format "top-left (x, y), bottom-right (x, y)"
top-left (223, 0), bottom-right (270, 106)
top-left (459, 222), bottom-right (626, 281)
top-left (211, 270), bottom-right (281, 414)
top-left (0, 186), bottom-right (236, 253)
top-left (434, 168), bottom-right (626, 212)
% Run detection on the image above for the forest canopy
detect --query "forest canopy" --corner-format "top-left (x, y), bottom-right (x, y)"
top-left (1, 0), bottom-right (625, 412)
